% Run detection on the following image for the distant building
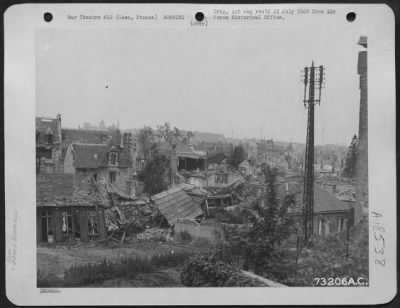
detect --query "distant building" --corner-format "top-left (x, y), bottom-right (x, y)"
top-left (207, 161), bottom-right (244, 187)
top-left (279, 182), bottom-right (353, 236)
top-left (61, 128), bottom-right (117, 159)
top-left (176, 144), bottom-right (207, 172)
top-left (206, 152), bottom-right (228, 170)
top-left (238, 159), bottom-right (254, 176)
top-left (81, 120), bottom-right (119, 132)
top-left (36, 115), bottom-right (63, 174)
top-left (256, 139), bottom-right (285, 165)
top-left (196, 141), bottom-right (233, 157)
top-left (314, 164), bottom-right (339, 177)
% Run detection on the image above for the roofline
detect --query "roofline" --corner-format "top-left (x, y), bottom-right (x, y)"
top-left (290, 209), bottom-right (352, 216)
top-left (71, 143), bottom-right (109, 146)
top-left (36, 116), bottom-right (58, 121)
top-left (37, 204), bottom-right (104, 208)
top-left (62, 128), bottom-right (119, 133)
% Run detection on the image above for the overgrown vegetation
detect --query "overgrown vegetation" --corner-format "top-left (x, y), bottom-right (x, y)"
top-left (137, 126), bottom-right (155, 161)
top-left (176, 230), bottom-right (192, 243)
top-left (212, 207), bottom-right (249, 224)
top-left (227, 144), bottom-right (246, 168)
top-left (180, 249), bottom-right (266, 287)
top-left (175, 230), bottom-right (213, 248)
top-left (38, 251), bottom-right (192, 287)
top-left (139, 154), bottom-right (169, 195)
top-left (282, 219), bottom-right (369, 286)
top-left (341, 134), bottom-right (358, 178)
top-left (242, 165), bottom-right (296, 274)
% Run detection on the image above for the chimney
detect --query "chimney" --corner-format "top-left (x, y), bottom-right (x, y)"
top-left (56, 113), bottom-right (62, 142)
top-left (170, 144), bottom-right (178, 186)
top-left (119, 130), bottom-right (124, 149)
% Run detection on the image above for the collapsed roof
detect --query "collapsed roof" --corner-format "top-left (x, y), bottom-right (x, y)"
top-left (36, 173), bottom-right (103, 207)
top-left (151, 186), bottom-right (204, 225)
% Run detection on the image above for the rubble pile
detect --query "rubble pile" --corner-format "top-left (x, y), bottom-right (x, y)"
top-left (135, 227), bottom-right (172, 242)
top-left (105, 200), bottom-right (168, 235)
top-left (335, 185), bottom-right (356, 202)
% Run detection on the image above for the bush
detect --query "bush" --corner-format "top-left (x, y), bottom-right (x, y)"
top-left (191, 237), bottom-right (213, 248)
top-left (176, 230), bottom-right (192, 243)
top-left (150, 251), bottom-right (191, 268)
top-left (180, 253), bottom-right (266, 287)
top-left (256, 220), bottom-right (369, 286)
top-left (213, 208), bottom-right (246, 224)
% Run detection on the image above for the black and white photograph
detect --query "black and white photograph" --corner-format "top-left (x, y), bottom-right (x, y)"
top-left (4, 3), bottom-right (396, 305)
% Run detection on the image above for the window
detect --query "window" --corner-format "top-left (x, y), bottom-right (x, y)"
top-left (319, 219), bottom-right (330, 236)
top-left (216, 172), bottom-right (228, 184)
top-left (45, 133), bottom-right (53, 145)
top-left (88, 211), bottom-right (99, 240)
top-left (109, 171), bottom-right (117, 183)
top-left (61, 211), bottom-right (73, 235)
top-left (337, 218), bottom-right (345, 232)
top-left (318, 220), bottom-right (323, 235)
top-left (36, 131), bottom-right (40, 143)
top-left (41, 211), bottom-right (53, 241)
top-left (109, 152), bottom-right (119, 165)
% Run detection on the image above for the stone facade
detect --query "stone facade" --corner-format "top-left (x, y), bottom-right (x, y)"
top-left (63, 135), bottom-right (134, 195)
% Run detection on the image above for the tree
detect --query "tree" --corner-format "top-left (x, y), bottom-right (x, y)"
top-left (182, 131), bottom-right (194, 145)
top-left (138, 126), bottom-right (155, 161)
top-left (228, 144), bottom-right (246, 168)
top-left (342, 134), bottom-right (358, 178)
top-left (157, 122), bottom-right (182, 145)
top-left (140, 154), bottom-right (169, 196)
top-left (244, 166), bottom-right (295, 274)
top-left (156, 122), bottom-right (192, 145)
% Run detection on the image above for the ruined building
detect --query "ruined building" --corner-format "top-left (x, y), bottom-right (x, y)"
top-left (36, 173), bottom-right (106, 243)
top-left (36, 115), bottom-right (63, 174)
top-left (63, 130), bottom-right (134, 195)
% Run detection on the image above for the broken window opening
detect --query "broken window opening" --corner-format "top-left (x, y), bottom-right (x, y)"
top-left (41, 211), bottom-right (53, 242)
top-left (109, 152), bottom-right (119, 166)
top-left (109, 171), bottom-right (117, 183)
top-left (88, 211), bottom-right (99, 241)
top-left (61, 210), bottom-right (73, 236)
top-left (45, 133), bottom-right (53, 145)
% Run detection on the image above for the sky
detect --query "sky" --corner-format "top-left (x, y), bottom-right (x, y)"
top-left (36, 23), bottom-right (364, 145)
